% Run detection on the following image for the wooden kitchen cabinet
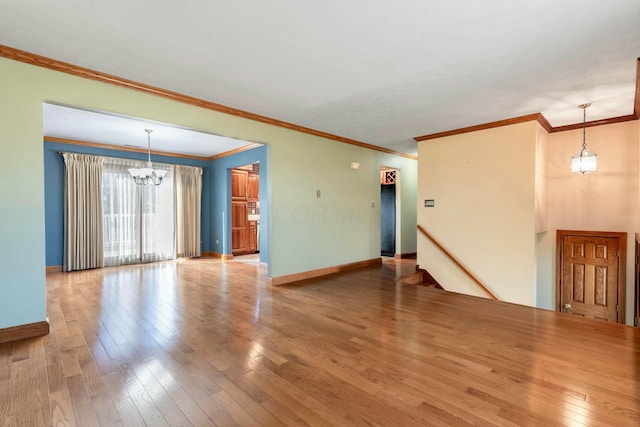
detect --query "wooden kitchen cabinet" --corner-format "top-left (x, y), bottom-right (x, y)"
top-left (231, 167), bottom-right (259, 255)
top-left (247, 173), bottom-right (259, 201)
top-left (248, 221), bottom-right (257, 253)
top-left (231, 169), bottom-right (248, 200)
top-left (232, 201), bottom-right (248, 254)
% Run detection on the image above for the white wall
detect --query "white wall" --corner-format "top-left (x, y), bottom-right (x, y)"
top-left (417, 121), bottom-right (538, 306)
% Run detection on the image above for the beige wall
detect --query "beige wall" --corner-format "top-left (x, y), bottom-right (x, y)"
top-left (543, 120), bottom-right (640, 323)
top-left (535, 123), bottom-right (549, 233)
top-left (418, 118), bottom-right (639, 323)
top-left (535, 123), bottom-right (553, 309)
top-left (417, 121), bottom-right (538, 305)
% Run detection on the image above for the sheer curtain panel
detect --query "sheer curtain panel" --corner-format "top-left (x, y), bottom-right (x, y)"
top-left (102, 158), bottom-right (175, 266)
top-left (102, 158), bottom-right (141, 266)
top-left (63, 153), bottom-right (104, 271)
top-left (175, 165), bottom-right (203, 258)
top-left (141, 162), bottom-right (175, 263)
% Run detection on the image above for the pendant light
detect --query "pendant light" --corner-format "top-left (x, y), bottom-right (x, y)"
top-left (127, 129), bottom-right (167, 185)
top-left (571, 103), bottom-right (597, 174)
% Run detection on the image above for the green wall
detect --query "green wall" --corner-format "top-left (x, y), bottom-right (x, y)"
top-left (0, 61), bottom-right (46, 328)
top-left (0, 56), bottom-right (417, 329)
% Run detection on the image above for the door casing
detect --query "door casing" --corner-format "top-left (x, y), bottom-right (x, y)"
top-left (556, 230), bottom-right (626, 323)
top-left (635, 233), bottom-right (639, 326)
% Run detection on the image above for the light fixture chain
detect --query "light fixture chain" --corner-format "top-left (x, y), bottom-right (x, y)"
top-left (129, 129), bottom-right (163, 185)
top-left (582, 107), bottom-right (587, 150)
top-left (571, 102), bottom-right (596, 174)
top-left (146, 129), bottom-right (152, 164)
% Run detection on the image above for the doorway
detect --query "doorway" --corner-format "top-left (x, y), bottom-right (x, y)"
top-left (380, 168), bottom-right (397, 257)
top-left (556, 230), bottom-right (626, 323)
top-left (231, 163), bottom-right (260, 256)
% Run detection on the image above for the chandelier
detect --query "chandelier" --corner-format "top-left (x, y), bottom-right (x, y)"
top-left (128, 129), bottom-right (167, 185)
top-left (571, 103), bottom-right (597, 174)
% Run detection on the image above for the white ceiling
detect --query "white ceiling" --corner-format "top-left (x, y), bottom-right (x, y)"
top-left (2, 0), bottom-right (639, 156)
top-left (42, 103), bottom-right (254, 158)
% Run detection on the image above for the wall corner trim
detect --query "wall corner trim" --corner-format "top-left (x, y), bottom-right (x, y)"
top-left (0, 320), bottom-right (50, 344)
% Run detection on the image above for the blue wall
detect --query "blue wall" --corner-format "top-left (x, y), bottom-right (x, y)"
top-left (209, 145), bottom-right (268, 263)
top-left (44, 141), bottom-right (210, 266)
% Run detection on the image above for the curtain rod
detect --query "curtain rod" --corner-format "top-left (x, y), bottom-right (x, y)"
top-left (56, 151), bottom-right (204, 172)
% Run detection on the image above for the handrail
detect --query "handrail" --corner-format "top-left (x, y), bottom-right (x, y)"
top-left (417, 225), bottom-right (499, 300)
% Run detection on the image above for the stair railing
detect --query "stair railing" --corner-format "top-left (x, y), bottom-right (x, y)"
top-left (417, 225), bottom-right (499, 300)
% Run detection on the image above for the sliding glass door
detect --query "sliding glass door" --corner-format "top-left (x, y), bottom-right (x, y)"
top-left (141, 177), bottom-right (175, 262)
top-left (102, 159), bottom-right (175, 266)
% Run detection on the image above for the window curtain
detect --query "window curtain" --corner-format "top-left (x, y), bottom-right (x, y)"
top-left (175, 165), bottom-right (203, 258)
top-left (102, 157), bottom-right (175, 267)
top-left (63, 153), bottom-right (104, 272)
top-left (141, 163), bottom-right (175, 263)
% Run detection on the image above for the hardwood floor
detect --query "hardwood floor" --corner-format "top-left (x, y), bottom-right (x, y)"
top-left (1, 258), bottom-right (640, 426)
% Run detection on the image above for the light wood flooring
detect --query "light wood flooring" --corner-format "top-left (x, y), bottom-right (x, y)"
top-left (1, 257), bottom-right (640, 426)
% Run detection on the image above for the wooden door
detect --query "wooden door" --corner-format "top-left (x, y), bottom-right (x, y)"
top-left (557, 231), bottom-right (626, 323)
top-left (232, 201), bottom-right (248, 254)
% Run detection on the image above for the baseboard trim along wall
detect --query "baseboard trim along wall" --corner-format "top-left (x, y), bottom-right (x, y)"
top-left (46, 265), bottom-right (63, 273)
top-left (0, 320), bottom-right (50, 344)
top-left (202, 251), bottom-right (234, 260)
top-left (394, 252), bottom-right (417, 259)
top-left (267, 257), bottom-right (382, 286)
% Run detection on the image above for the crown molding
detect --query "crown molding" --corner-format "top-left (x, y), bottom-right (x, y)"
top-left (536, 114), bottom-right (553, 133)
top-left (0, 44), bottom-right (416, 160)
top-left (44, 136), bottom-right (268, 161)
top-left (44, 136), bottom-right (210, 160)
top-left (208, 143), bottom-right (264, 160)
top-left (548, 114), bottom-right (638, 133)
top-left (414, 113), bottom-right (542, 142)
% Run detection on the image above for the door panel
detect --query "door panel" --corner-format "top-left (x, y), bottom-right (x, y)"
top-left (561, 235), bottom-right (618, 322)
top-left (231, 169), bottom-right (248, 200)
top-left (247, 173), bottom-right (259, 201)
top-left (232, 201), bottom-right (248, 253)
